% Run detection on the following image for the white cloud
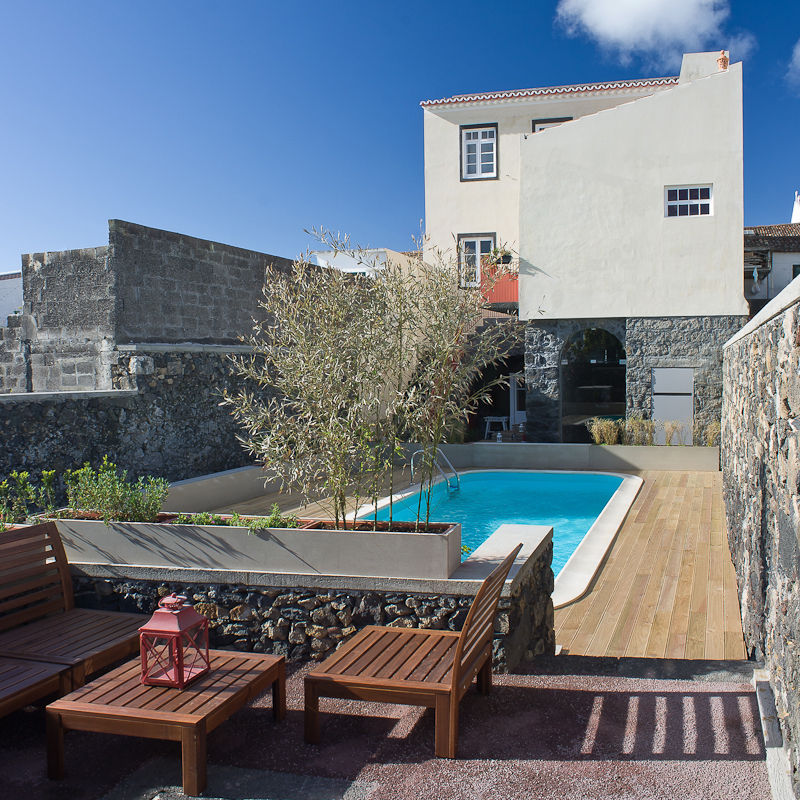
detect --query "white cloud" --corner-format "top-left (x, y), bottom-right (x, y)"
top-left (788, 38), bottom-right (800, 89)
top-left (555, 0), bottom-right (753, 70)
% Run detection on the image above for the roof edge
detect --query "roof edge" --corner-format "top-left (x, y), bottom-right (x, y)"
top-left (420, 76), bottom-right (679, 108)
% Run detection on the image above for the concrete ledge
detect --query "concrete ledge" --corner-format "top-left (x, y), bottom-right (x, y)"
top-left (165, 465), bottom-right (269, 511)
top-left (117, 343), bottom-right (252, 354)
top-left (0, 389), bottom-right (138, 403)
top-left (552, 473), bottom-right (643, 607)
top-left (725, 277), bottom-right (800, 348)
top-left (439, 443), bottom-right (720, 472)
top-left (67, 524), bottom-right (551, 598)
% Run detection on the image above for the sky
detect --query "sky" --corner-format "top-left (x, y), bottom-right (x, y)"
top-left (0, 0), bottom-right (798, 271)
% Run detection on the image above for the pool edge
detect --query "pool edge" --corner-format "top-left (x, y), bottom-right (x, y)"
top-left (551, 472), bottom-right (644, 609)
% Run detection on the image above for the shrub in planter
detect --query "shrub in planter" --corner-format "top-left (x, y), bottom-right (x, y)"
top-left (63, 456), bottom-right (169, 524)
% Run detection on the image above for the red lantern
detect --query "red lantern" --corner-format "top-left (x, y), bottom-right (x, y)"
top-left (139, 593), bottom-right (210, 688)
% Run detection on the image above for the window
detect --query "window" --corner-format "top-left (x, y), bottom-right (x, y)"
top-left (460, 124), bottom-right (497, 180)
top-left (665, 185), bottom-right (712, 217)
top-left (793, 265), bottom-right (800, 280)
top-left (458, 234), bottom-right (495, 287)
top-left (531, 117), bottom-right (572, 133)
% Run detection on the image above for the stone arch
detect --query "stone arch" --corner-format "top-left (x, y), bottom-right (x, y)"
top-left (559, 325), bottom-right (627, 443)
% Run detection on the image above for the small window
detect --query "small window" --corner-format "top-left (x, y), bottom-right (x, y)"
top-left (532, 117), bottom-right (572, 132)
top-left (460, 124), bottom-right (497, 180)
top-left (458, 234), bottom-right (495, 287)
top-left (665, 185), bottom-right (712, 217)
top-left (793, 265), bottom-right (800, 280)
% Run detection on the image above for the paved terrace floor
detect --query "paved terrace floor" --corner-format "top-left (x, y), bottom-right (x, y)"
top-left (0, 659), bottom-right (768, 800)
top-left (556, 470), bottom-right (746, 661)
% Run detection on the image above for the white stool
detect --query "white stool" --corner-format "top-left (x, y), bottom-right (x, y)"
top-left (484, 416), bottom-right (509, 439)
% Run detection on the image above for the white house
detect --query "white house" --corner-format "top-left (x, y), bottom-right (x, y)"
top-left (744, 223), bottom-right (800, 315)
top-left (421, 51), bottom-right (748, 442)
top-left (0, 272), bottom-right (22, 324)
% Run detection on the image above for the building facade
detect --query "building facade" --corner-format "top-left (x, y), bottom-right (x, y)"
top-left (422, 51), bottom-right (749, 442)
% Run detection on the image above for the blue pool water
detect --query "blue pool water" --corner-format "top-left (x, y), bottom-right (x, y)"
top-left (369, 471), bottom-right (622, 575)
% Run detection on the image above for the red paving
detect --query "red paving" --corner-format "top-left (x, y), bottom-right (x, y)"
top-left (0, 661), bottom-right (770, 800)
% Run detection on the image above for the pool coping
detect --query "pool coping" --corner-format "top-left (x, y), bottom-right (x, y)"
top-left (354, 468), bottom-right (643, 609)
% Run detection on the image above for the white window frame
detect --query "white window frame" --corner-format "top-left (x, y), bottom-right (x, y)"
top-left (665, 184), bottom-right (713, 218)
top-left (458, 234), bottom-right (495, 288)
top-left (460, 125), bottom-right (497, 180)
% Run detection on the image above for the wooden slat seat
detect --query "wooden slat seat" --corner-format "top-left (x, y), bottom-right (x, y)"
top-left (0, 656), bottom-right (71, 718)
top-left (0, 521), bottom-right (146, 711)
top-left (304, 544), bottom-right (522, 758)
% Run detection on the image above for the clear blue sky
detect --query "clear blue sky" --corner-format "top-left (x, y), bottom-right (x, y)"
top-left (0, 0), bottom-right (798, 269)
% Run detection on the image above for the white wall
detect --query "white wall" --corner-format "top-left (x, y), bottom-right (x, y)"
top-left (0, 273), bottom-right (22, 324)
top-left (423, 88), bottom-right (670, 262)
top-left (518, 64), bottom-right (746, 319)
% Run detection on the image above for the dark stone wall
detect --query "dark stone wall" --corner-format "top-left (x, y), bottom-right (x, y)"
top-left (524, 318), bottom-right (625, 442)
top-left (627, 315), bottom-right (748, 428)
top-left (722, 302), bottom-right (800, 793)
top-left (0, 349), bottom-right (256, 485)
top-left (524, 315), bottom-right (747, 442)
top-left (109, 220), bottom-right (294, 345)
top-left (72, 540), bottom-right (555, 671)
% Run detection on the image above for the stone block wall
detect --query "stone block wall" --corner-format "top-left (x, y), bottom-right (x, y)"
top-left (16, 246), bottom-right (115, 392)
top-left (524, 315), bottom-right (747, 442)
top-left (627, 315), bottom-right (748, 427)
top-left (722, 293), bottom-right (800, 793)
top-left (72, 540), bottom-right (555, 671)
top-left (109, 220), bottom-right (294, 345)
top-left (0, 348), bottom-right (260, 486)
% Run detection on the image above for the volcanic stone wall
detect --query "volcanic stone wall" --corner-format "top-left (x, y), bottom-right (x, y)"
top-left (71, 540), bottom-right (555, 671)
top-left (0, 348), bottom-right (258, 486)
top-left (722, 290), bottom-right (800, 793)
top-left (524, 315), bottom-right (746, 442)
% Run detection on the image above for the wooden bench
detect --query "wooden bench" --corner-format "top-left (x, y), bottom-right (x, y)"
top-left (0, 521), bottom-right (146, 713)
top-left (304, 543), bottom-right (522, 758)
top-left (47, 650), bottom-right (286, 796)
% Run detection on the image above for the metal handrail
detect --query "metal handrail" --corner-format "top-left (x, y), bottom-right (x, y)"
top-left (409, 448), bottom-right (460, 491)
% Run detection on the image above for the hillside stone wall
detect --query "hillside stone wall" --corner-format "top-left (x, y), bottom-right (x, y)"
top-left (0, 348), bottom-right (259, 485)
top-left (72, 540), bottom-right (555, 671)
top-left (722, 292), bottom-right (800, 794)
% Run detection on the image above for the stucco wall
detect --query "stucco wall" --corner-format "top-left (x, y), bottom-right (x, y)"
top-left (518, 64), bottom-right (746, 320)
top-left (722, 282), bottom-right (800, 793)
top-left (423, 87), bottom-right (669, 260)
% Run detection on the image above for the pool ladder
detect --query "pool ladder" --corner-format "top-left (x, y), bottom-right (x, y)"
top-left (409, 448), bottom-right (460, 492)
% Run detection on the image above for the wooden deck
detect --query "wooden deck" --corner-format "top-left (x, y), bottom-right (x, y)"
top-left (555, 470), bottom-right (746, 661)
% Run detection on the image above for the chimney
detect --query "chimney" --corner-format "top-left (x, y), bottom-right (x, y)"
top-left (717, 50), bottom-right (729, 71)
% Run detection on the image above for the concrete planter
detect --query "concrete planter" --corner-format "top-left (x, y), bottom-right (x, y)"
top-left (55, 517), bottom-right (462, 580)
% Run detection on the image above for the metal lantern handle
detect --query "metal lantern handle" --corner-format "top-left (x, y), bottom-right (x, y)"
top-left (158, 593), bottom-right (188, 610)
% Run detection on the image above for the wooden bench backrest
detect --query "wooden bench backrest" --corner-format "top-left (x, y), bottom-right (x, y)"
top-left (452, 543), bottom-right (522, 691)
top-left (0, 522), bottom-right (73, 632)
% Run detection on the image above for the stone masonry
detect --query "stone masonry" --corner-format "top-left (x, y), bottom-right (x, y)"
top-left (72, 539), bottom-right (555, 672)
top-left (722, 295), bottom-right (800, 795)
top-left (525, 315), bottom-right (747, 442)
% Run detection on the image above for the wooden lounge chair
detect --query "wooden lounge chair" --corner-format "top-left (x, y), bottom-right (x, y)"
top-left (304, 543), bottom-right (523, 758)
top-left (0, 521), bottom-right (146, 700)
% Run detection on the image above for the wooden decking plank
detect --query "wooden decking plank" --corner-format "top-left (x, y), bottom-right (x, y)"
top-left (555, 470), bottom-right (746, 662)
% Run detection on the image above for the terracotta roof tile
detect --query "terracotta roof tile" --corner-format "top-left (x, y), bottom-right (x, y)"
top-left (420, 76), bottom-right (679, 108)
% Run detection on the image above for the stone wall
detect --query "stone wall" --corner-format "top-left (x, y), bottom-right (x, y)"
top-left (524, 318), bottom-right (625, 442)
top-left (524, 315), bottom-right (746, 442)
top-left (72, 540), bottom-right (555, 671)
top-left (722, 290), bottom-right (800, 793)
top-left (16, 246), bottom-right (115, 392)
top-left (0, 347), bottom-right (258, 485)
top-left (627, 315), bottom-right (747, 427)
top-left (109, 220), bottom-right (294, 345)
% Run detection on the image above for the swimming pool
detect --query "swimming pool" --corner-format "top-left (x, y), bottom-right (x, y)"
top-left (368, 470), bottom-right (624, 575)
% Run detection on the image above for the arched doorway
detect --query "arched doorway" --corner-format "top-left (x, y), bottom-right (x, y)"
top-left (560, 328), bottom-right (626, 442)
